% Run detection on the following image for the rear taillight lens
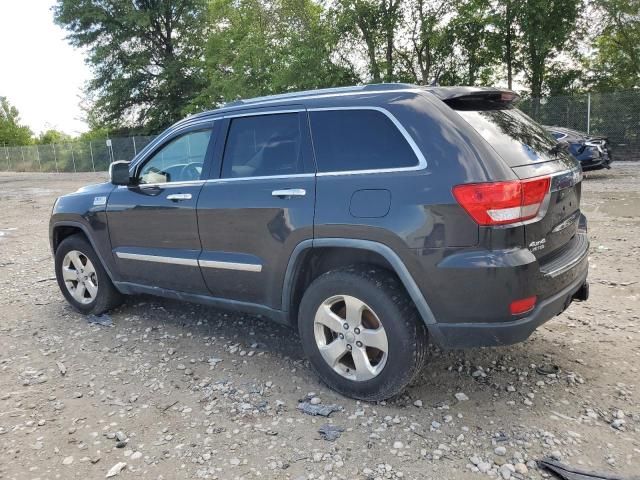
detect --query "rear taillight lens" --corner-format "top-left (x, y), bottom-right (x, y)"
top-left (453, 177), bottom-right (550, 226)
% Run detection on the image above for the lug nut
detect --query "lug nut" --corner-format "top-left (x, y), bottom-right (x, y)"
top-left (346, 344), bottom-right (352, 350)
top-left (356, 341), bottom-right (363, 348)
top-left (343, 323), bottom-right (349, 330)
top-left (339, 333), bottom-right (344, 339)
top-left (354, 327), bottom-right (360, 334)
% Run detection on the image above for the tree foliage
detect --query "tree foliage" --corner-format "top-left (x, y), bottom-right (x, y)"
top-left (54, 0), bottom-right (209, 133)
top-left (0, 97), bottom-right (33, 146)
top-left (190, 0), bottom-right (358, 107)
top-left (50, 0), bottom-right (640, 134)
top-left (589, 0), bottom-right (640, 90)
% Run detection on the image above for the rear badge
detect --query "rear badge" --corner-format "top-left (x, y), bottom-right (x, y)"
top-left (529, 238), bottom-right (546, 252)
top-left (93, 196), bottom-right (107, 206)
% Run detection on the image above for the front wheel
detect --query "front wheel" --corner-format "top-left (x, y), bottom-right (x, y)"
top-left (298, 266), bottom-right (428, 401)
top-left (54, 234), bottom-right (123, 315)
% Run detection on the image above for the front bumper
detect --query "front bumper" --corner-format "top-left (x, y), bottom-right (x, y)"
top-left (428, 267), bottom-right (588, 348)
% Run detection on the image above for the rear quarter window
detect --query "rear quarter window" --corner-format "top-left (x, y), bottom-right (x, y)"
top-left (309, 109), bottom-right (419, 173)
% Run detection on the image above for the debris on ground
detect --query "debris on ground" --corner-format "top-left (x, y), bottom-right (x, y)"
top-left (536, 364), bottom-right (560, 375)
top-left (105, 462), bottom-right (126, 478)
top-left (87, 313), bottom-right (113, 326)
top-left (297, 401), bottom-right (341, 417)
top-left (318, 423), bottom-right (345, 441)
top-left (56, 361), bottom-right (66, 376)
top-left (538, 458), bottom-right (638, 480)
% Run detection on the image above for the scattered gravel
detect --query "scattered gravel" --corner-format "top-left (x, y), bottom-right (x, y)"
top-left (0, 167), bottom-right (639, 478)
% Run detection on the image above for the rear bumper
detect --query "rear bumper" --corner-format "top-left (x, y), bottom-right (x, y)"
top-left (410, 222), bottom-right (590, 349)
top-left (428, 267), bottom-right (588, 348)
top-left (580, 154), bottom-right (612, 171)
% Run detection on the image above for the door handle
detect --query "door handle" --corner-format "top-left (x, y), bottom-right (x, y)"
top-left (272, 188), bottom-right (306, 198)
top-left (166, 193), bottom-right (192, 201)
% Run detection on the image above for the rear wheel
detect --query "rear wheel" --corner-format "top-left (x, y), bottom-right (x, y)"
top-left (54, 234), bottom-right (123, 315)
top-left (298, 266), bottom-right (428, 401)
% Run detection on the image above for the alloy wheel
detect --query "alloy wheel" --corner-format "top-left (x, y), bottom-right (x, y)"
top-left (61, 250), bottom-right (98, 305)
top-left (313, 294), bottom-right (389, 381)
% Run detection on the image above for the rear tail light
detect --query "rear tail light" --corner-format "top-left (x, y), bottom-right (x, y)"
top-left (510, 296), bottom-right (537, 315)
top-left (452, 177), bottom-right (551, 226)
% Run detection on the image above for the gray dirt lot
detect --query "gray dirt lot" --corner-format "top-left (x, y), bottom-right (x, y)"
top-left (0, 166), bottom-right (638, 480)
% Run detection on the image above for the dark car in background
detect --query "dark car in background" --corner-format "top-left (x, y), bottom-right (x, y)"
top-left (49, 84), bottom-right (590, 400)
top-left (545, 126), bottom-right (613, 171)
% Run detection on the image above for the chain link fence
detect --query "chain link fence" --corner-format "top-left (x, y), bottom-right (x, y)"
top-left (2, 89), bottom-right (639, 172)
top-left (519, 90), bottom-right (640, 161)
top-left (1, 136), bottom-right (157, 172)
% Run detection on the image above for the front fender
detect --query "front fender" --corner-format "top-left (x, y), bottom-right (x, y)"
top-left (49, 182), bottom-right (118, 281)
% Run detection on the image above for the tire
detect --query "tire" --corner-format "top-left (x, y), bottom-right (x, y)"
top-left (298, 265), bottom-right (428, 401)
top-left (54, 234), bottom-right (123, 315)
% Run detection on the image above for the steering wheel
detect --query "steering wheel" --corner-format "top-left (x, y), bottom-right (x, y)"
top-left (180, 163), bottom-right (201, 181)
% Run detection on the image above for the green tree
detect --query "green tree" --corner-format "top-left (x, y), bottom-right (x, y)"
top-left (394, 0), bottom-right (457, 85)
top-left (0, 97), bottom-right (33, 146)
top-left (589, 0), bottom-right (640, 90)
top-left (36, 129), bottom-right (73, 144)
top-left (450, 0), bottom-right (501, 85)
top-left (334, 0), bottom-right (404, 83)
top-left (54, 0), bottom-right (209, 133)
top-left (192, 0), bottom-right (357, 106)
top-left (516, 0), bottom-right (582, 101)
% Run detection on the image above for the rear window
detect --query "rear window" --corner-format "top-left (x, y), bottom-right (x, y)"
top-left (454, 107), bottom-right (560, 167)
top-left (309, 109), bottom-right (419, 173)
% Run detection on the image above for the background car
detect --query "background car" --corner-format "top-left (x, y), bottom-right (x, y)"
top-left (545, 126), bottom-right (613, 171)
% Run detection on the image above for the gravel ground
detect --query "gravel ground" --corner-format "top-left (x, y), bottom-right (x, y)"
top-left (0, 165), bottom-right (638, 480)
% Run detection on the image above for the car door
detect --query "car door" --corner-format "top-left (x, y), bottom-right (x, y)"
top-left (106, 121), bottom-right (218, 293)
top-left (197, 108), bottom-right (316, 308)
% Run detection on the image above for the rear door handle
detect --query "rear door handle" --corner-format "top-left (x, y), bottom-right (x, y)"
top-left (272, 188), bottom-right (306, 198)
top-left (166, 193), bottom-right (192, 201)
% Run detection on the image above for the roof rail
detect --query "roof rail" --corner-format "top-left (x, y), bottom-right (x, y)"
top-left (362, 83), bottom-right (417, 91)
top-left (221, 83), bottom-right (418, 108)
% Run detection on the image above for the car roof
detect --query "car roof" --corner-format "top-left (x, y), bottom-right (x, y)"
top-left (185, 84), bottom-right (518, 121)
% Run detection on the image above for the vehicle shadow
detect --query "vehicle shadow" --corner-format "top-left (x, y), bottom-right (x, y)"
top-left (118, 294), bottom-right (306, 361)
top-left (113, 294), bottom-right (578, 407)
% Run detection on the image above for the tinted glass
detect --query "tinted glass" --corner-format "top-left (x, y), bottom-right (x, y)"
top-left (138, 129), bottom-right (212, 184)
top-left (310, 110), bottom-right (418, 172)
top-left (455, 108), bottom-right (564, 167)
top-left (222, 113), bottom-right (303, 178)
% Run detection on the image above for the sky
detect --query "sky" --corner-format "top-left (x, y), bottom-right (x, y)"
top-left (0, 0), bottom-right (90, 135)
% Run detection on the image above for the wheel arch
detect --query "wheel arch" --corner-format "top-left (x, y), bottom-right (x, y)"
top-left (282, 238), bottom-right (438, 329)
top-left (50, 221), bottom-right (118, 284)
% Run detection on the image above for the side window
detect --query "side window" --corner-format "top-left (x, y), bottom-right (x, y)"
top-left (221, 113), bottom-right (303, 178)
top-left (137, 129), bottom-right (212, 184)
top-left (310, 109), bottom-right (419, 173)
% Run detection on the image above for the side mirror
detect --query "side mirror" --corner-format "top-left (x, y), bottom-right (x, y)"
top-left (109, 161), bottom-right (131, 186)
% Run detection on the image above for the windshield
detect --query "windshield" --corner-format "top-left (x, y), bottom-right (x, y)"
top-left (455, 107), bottom-right (562, 167)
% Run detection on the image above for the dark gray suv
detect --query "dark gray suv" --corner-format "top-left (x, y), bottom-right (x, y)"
top-left (49, 84), bottom-right (589, 400)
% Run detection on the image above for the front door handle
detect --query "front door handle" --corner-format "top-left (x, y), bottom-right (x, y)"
top-left (272, 188), bottom-right (306, 198)
top-left (166, 193), bottom-right (192, 201)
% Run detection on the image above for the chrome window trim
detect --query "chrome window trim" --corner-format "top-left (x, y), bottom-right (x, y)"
top-left (308, 106), bottom-right (427, 176)
top-left (116, 251), bottom-right (262, 272)
top-left (134, 103), bottom-right (430, 185)
top-left (199, 259), bottom-right (262, 272)
top-left (117, 180), bottom-right (205, 189)
top-left (205, 173), bottom-right (315, 184)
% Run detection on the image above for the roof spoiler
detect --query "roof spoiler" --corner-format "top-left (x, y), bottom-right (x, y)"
top-left (427, 87), bottom-right (520, 108)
